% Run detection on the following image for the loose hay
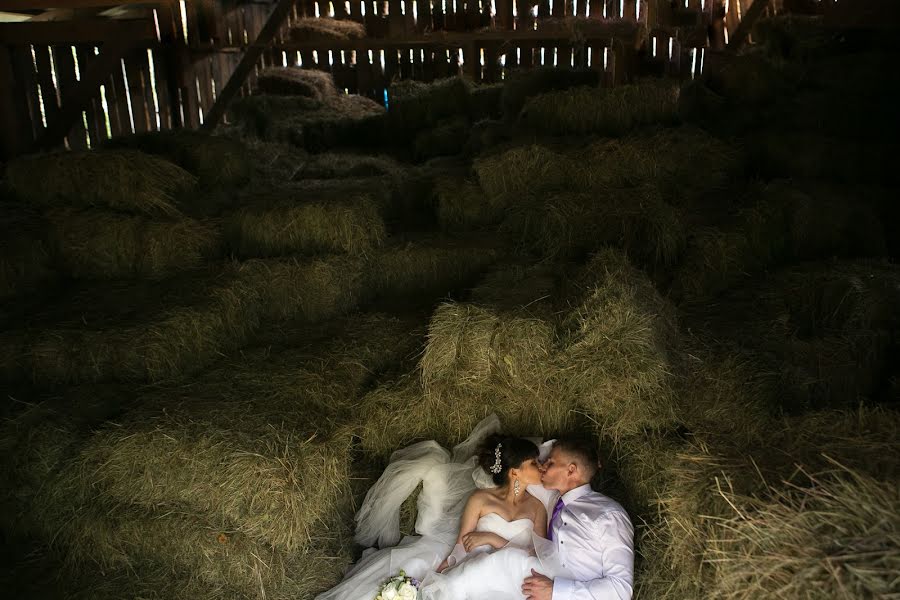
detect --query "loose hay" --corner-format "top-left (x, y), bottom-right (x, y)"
top-left (225, 193), bottom-right (386, 257)
top-left (413, 116), bottom-right (470, 160)
top-left (47, 209), bottom-right (222, 279)
top-left (520, 80), bottom-right (680, 136)
top-left (297, 152), bottom-right (403, 179)
top-left (256, 67), bottom-right (339, 99)
top-left (5, 150), bottom-right (197, 217)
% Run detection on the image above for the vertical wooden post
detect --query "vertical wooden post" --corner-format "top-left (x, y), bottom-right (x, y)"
top-left (0, 45), bottom-right (31, 159)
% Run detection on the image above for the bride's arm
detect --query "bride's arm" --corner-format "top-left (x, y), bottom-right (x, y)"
top-left (532, 498), bottom-right (549, 539)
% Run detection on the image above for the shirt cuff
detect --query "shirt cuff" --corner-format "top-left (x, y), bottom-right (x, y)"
top-left (552, 576), bottom-right (575, 600)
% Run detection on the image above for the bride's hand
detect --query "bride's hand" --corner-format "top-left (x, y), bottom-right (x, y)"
top-left (436, 559), bottom-right (449, 573)
top-left (461, 531), bottom-right (506, 551)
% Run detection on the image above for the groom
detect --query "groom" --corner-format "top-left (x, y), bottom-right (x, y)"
top-left (523, 438), bottom-right (634, 600)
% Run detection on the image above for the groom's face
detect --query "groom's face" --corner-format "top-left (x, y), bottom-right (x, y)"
top-left (539, 447), bottom-right (574, 492)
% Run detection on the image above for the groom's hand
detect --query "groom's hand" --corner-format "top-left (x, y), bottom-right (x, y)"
top-left (522, 569), bottom-right (553, 600)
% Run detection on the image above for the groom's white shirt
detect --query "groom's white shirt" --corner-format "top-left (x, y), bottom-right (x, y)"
top-left (529, 483), bottom-right (634, 600)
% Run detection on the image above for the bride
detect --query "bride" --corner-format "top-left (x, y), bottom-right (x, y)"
top-left (316, 415), bottom-right (557, 600)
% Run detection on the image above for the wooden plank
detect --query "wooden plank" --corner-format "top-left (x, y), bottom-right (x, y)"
top-left (0, 18), bottom-right (156, 45)
top-left (202, 0), bottom-right (296, 131)
top-left (50, 43), bottom-right (86, 147)
top-left (121, 52), bottom-right (148, 133)
top-left (418, 0), bottom-right (432, 32)
top-left (0, 45), bottom-right (33, 158)
top-left (824, 0), bottom-right (900, 29)
top-left (728, 0), bottom-right (769, 50)
top-left (32, 44), bottom-right (61, 130)
top-left (0, 0), bottom-right (175, 8)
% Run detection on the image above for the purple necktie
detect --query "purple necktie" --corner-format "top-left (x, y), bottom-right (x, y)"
top-left (548, 497), bottom-right (565, 541)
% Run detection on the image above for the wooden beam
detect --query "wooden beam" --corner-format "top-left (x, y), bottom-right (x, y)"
top-left (31, 33), bottom-right (140, 150)
top-left (0, 44), bottom-right (32, 159)
top-left (0, 17), bottom-right (155, 44)
top-left (201, 0), bottom-right (295, 132)
top-left (727, 0), bottom-right (769, 50)
top-left (0, 0), bottom-right (174, 9)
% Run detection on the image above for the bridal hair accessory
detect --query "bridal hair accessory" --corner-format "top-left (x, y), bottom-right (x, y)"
top-left (375, 570), bottom-right (419, 600)
top-left (490, 443), bottom-right (503, 474)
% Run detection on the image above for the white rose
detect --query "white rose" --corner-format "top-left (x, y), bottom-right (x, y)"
top-left (381, 586), bottom-right (398, 600)
top-left (398, 582), bottom-right (418, 600)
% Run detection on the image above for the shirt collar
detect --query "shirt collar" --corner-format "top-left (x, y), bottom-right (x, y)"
top-left (560, 483), bottom-right (592, 505)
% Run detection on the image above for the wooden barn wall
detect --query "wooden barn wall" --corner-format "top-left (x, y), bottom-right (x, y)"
top-left (1, 0), bottom-right (763, 157)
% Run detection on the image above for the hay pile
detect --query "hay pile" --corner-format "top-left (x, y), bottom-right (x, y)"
top-left (1, 313), bottom-right (424, 599)
top-left (364, 234), bottom-right (504, 303)
top-left (683, 260), bottom-right (900, 412)
top-left (290, 17), bottom-right (366, 42)
top-left (0, 256), bottom-right (368, 384)
top-left (433, 175), bottom-right (502, 231)
top-left (5, 150), bottom-right (197, 217)
top-left (229, 92), bottom-right (384, 151)
top-left (103, 130), bottom-right (250, 195)
top-left (413, 116), bottom-right (470, 160)
top-left (670, 179), bottom-right (888, 302)
top-left (256, 67), bottom-right (338, 100)
top-left (0, 201), bottom-right (56, 301)
top-left (500, 67), bottom-right (600, 121)
top-left (387, 77), bottom-right (472, 139)
top-left (296, 152), bottom-right (403, 179)
top-left (520, 80), bottom-right (680, 136)
top-left (225, 190), bottom-right (386, 257)
top-left (47, 209), bottom-right (222, 279)
top-left (359, 249), bottom-right (680, 454)
top-left (558, 249), bottom-right (679, 440)
top-left (634, 406), bottom-right (899, 599)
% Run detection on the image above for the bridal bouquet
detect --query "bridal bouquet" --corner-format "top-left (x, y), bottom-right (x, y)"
top-left (374, 570), bottom-right (420, 600)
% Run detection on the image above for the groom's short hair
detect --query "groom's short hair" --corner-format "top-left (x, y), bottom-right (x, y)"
top-left (554, 437), bottom-right (601, 481)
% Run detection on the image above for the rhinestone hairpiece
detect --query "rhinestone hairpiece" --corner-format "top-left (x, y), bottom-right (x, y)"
top-left (489, 442), bottom-right (503, 474)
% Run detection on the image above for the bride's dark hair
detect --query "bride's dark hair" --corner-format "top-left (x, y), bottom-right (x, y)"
top-left (477, 434), bottom-right (539, 486)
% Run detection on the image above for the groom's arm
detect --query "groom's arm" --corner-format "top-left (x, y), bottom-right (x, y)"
top-left (551, 511), bottom-right (634, 600)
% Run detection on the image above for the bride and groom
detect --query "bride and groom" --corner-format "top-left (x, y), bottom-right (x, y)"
top-left (316, 415), bottom-right (634, 600)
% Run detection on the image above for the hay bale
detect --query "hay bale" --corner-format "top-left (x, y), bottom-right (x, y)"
top-left (0, 202), bottom-right (56, 301)
top-left (364, 235), bottom-right (504, 302)
top-left (255, 67), bottom-right (338, 99)
top-left (413, 116), bottom-right (470, 160)
top-left (475, 127), bottom-right (740, 208)
top-left (290, 17), bottom-right (366, 42)
top-left (5, 150), bottom-right (197, 217)
top-left (746, 130), bottom-right (895, 184)
top-left (224, 193), bottom-right (386, 257)
top-left (704, 52), bottom-right (798, 107)
top-left (753, 15), bottom-right (836, 60)
top-left (520, 80), bottom-right (680, 136)
top-left (433, 176), bottom-right (503, 231)
top-left (296, 152), bottom-right (403, 179)
top-left (0, 264), bottom-right (263, 384)
top-left (502, 186), bottom-right (685, 265)
top-left (47, 209), bottom-right (222, 279)
top-left (387, 77), bottom-right (472, 136)
top-left (500, 67), bottom-right (600, 120)
top-left (229, 94), bottom-right (385, 150)
top-left (682, 260), bottom-right (900, 411)
top-left (241, 139), bottom-right (309, 181)
top-left (559, 248), bottom-right (679, 440)
top-left (103, 130), bottom-right (250, 194)
top-left (242, 255), bottom-right (366, 322)
top-left (467, 83), bottom-right (504, 121)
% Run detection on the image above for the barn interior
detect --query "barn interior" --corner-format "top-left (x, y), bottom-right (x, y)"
top-left (0, 0), bottom-right (898, 598)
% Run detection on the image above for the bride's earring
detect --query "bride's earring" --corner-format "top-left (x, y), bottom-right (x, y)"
top-left (514, 479), bottom-right (520, 497)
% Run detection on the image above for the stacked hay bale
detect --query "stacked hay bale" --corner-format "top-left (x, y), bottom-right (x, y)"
top-left (229, 68), bottom-right (385, 151)
top-left (0, 199), bottom-right (57, 302)
top-left (474, 127), bottom-right (738, 265)
top-left (358, 248), bottom-right (680, 455)
top-left (225, 187), bottom-right (387, 258)
top-left (0, 255), bottom-right (370, 385)
top-left (1, 314), bottom-right (424, 599)
top-left (4, 149), bottom-right (226, 281)
top-left (670, 179), bottom-right (887, 302)
top-left (519, 79), bottom-right (681, 136)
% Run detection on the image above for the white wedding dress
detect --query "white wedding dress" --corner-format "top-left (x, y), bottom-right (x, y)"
top-left (315, 415), bottom-right (561, 600)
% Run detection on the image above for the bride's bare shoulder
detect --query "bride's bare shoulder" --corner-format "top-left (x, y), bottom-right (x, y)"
top-left (525, 493), bottom-right (547, 516)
